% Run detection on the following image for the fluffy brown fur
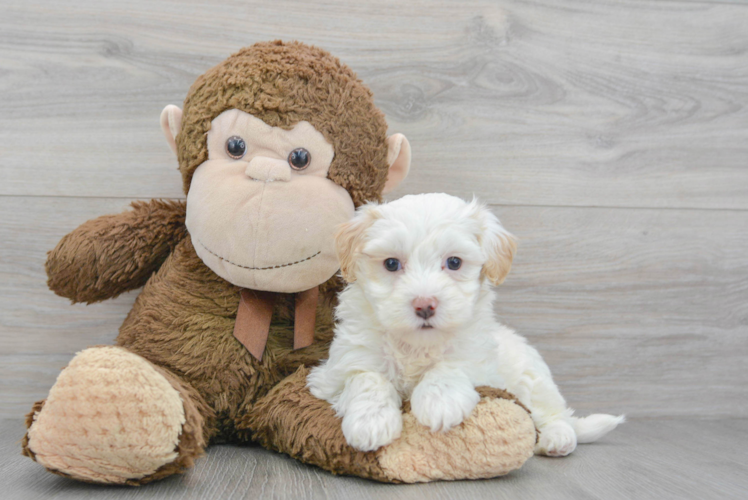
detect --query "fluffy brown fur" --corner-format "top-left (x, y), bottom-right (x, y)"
top-left (177, 40), bottom-right (390, 206)
top-left (246, 366), bottom-right (393, 482)
top-left (116, 235), bottom-right (339, 444)
top-left (248, 367), bottom-right (537, 483)
top-left (46, 200), bottom-right (187, 304)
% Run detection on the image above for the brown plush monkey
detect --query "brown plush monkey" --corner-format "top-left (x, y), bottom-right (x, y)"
top-left (22, 41), bottom-right (536, 485)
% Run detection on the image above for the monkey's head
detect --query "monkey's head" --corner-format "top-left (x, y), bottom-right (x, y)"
top-left (160, 41), bottom-right (410, 293)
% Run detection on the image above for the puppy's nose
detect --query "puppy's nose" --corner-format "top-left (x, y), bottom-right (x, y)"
top-left (413, 297), bottom-right (438, 320)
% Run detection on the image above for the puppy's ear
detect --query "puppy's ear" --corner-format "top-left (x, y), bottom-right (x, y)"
top-left (471, 201), bottom-right (517, 286)
top-left (335, 204), bottom-right (381, 283)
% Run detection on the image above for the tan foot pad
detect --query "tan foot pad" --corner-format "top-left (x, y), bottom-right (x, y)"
top-left (247, 366), bottom-right (536, 483)
top-left (26, 346), bottom-right (186, 484)
top-left (377, 391), bottom-right (536, 482)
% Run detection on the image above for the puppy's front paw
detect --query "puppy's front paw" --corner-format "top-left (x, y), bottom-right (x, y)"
top-left (411, 382), bottom-right (480, 432)
top-left (342, 405), bottom-right (403, 452)
top-left (535, 420), bottom-right (577, 457)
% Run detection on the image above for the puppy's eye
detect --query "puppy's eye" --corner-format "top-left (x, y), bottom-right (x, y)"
top-left (288, 148), bottom-right (311, 170)
top-left (445, 256), bottom-right (462, 270)
top-left (226, 136), bottom-right (246, 159)
top-left (383, 258), bottom-right (402, 272)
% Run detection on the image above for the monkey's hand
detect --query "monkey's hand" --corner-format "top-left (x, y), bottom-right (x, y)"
top-left (46, 199), bottom-right (187, 303)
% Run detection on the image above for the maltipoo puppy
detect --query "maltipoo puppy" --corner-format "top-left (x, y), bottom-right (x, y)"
top-left (308, 193), bottom-right (623, 456)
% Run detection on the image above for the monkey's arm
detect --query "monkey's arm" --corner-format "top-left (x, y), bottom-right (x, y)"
top-left (46, 199), bottom-right (187, 304)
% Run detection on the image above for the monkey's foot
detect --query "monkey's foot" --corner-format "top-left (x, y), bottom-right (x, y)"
top-left (23, 346), bottom-right (204, 485)
top-left (246, 367), bottom-right (537, 483)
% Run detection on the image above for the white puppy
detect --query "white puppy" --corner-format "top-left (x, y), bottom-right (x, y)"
top-left (308, 193), bottom-right (623, 456)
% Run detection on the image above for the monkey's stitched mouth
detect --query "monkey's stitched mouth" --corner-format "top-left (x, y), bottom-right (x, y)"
top-left (195, 238), bottom-right (321, 271)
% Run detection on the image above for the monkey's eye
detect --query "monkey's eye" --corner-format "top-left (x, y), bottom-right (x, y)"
top-left (288, 148), bottom-right (311, 170)
top-left (226, 136), bottom-right (246, 159)
top-left (445, 257), bottom-right (462, 271)
top-left (384, 258), bottom-right (402, 272)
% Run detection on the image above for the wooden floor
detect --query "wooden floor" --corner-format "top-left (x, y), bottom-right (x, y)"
top-left (1, 418), bottom-right (746, 500)
top-left (1, 0), bottom-right (747, 497)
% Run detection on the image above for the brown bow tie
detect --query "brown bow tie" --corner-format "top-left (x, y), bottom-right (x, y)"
top-left (232, 286), bottom-right (319, 361)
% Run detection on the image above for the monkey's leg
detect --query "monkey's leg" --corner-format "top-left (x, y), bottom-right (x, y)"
top-left (22, 346), bottom-right (211, 485)
top-left (242, 367), bottom-right (537, 483)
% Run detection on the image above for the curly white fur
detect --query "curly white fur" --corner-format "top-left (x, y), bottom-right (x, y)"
top-left (308, 193), bottom-right (624, 455)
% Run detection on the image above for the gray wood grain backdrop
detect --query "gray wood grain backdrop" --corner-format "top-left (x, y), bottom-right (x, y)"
top-left (1, 0), bottom-right (747, 425)
top-left (1, 418), bottom-right (746, 500)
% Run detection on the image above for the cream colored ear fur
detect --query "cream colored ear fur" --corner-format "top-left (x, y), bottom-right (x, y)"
top-left (335, 204), bottom-right (381, 283)
top-left (160, 105), bottom-right (183, 156)
top-left (472, 203), bottom-right (517, 285)
top-left (383, 134), bottom-right (411, 195)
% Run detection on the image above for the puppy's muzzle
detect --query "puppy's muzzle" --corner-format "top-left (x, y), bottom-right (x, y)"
top-left (413, 297), bottom-right (438, 320)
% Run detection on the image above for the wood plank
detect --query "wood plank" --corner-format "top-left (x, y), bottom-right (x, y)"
top-left (0, 196), bottom-right (138, 350)
top-left (1, 418), bottom-right (746, 499)
top-left (0, 0), bottom-right (746, 208)
top-left (494, 205), bottom-right (748, 419)
top-left (1, 196), bottom-right (745, 419)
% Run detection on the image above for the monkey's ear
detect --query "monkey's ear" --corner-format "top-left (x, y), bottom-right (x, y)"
top-left (470, 201), bottom-right (517, 286)
top-left (383, 134), bottom-right (411, 194)
top-left (335, 204), bottom-right (381, 283)
top-left (160, 105), bottom-right (183, 157)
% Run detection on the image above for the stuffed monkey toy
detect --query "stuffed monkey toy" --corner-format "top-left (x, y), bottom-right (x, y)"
top-left (22, 41), bottom-right (536, 485)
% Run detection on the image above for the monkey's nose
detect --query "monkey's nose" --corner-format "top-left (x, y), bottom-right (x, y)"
top-left (413, 297), bottom-right (438, 320)
top-left (244, 157), bottom-right (291, 182)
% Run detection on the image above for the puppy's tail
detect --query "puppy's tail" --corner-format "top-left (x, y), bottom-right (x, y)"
top-left (571, 414), bottom-right (625, 443)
